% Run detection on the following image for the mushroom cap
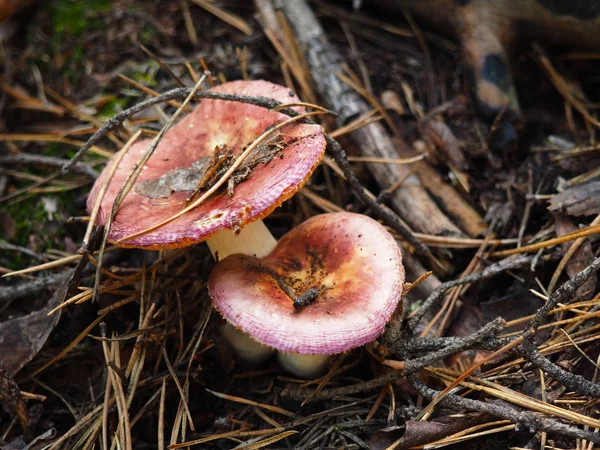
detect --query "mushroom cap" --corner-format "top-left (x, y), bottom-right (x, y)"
top-left (208, 212), bottom-right (405, 354)
top-left (87, 80), bottom-right (326, 249)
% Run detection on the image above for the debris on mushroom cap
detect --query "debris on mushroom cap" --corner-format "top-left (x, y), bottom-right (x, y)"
top-left (208, 212), bottom-right (405, 354)
top-left (87, 80), bottom-right (326, 249)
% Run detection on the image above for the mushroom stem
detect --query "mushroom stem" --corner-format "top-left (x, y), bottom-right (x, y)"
top-left (277, 353), bottom-right (330, 379)
top-left (206, 219), bottom-right (277, 260)
top-left (220, 322), bottom-right (274, 364)
top-left (207, 219), bottom-right (277, 363)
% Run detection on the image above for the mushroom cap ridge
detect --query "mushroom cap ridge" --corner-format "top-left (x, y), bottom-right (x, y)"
top-left (87, 80), bottom-right (326, 249)
top-left (208, 212), bottom-right (405, 354)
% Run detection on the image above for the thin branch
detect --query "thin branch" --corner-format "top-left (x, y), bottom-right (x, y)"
top-left (91, 76), bottom-right (207, 303)
top-left (0, 239), bottom-right (45, 261)
top-left (62, 88), bottom-right (311, 172)
top-left (522, 256), bottom-right (600, 397)
top-left (402, 318), bottom-right (507, 373)
top-left (406, 335), bottom-right (512, 353)
top-left (282, 370), bottom-right (402, 402)
top-left (408, 254), bottom-right (538, 331)
top-left (65, 84), bottom-right (428, 255)
top-left (522, 343), bottom-right (600, 397)
top-left (0, 273), bottom-right (64, 305)
top-left (286, 319), bottom-right (509, 402)
top-left (325, 136), bottom-right (428, 255)
top-left (408, 375), bottom-right (600, 444)
top-left (0, 153), bottom-right (98, 179)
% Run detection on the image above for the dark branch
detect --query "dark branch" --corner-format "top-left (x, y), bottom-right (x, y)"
top-left (403, 318), bottom-right (507, 373)
top-left (522, 256), bottom-right (600, 398)
top-left (408, 254), bottom-right (538, 331)
top-left (1, 153), bottom-right (98, 179)
top-left (285, 318), bottom-right (508, 402)
top-left (62, 88), bottom-right (308, 173)
top-left (409, 375), bottom-right (600, 444)
top-left (66, 87), bottom-right (428, 255)
top-left (325, 136), bottom-right (429, 255)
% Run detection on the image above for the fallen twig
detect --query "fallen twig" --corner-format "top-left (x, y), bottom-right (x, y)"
top-left (287, 318), bottom-right (509, 402)
top-left (0, 153), bottom-right (98, 179)
top-left (62, 88), bottom-right (317, 172)
top-left (408, 375), bottom-right (600, 444)
top-left (407, 254), bottom-right (539, 331)
top-left (0, 239), bottom-right (45, 262)
top-left (282, 370), bottom-right (403, 402)
top-left (522, 256), bottom-right (600, 397)
top-left (326, 136), bottom-right (428, 255)
top-left (0, 273), bottom-right (64, 305)
top-left (400, 318), bottom-right (507, 372)
top-left (65, 84), bottom-right (428, 255)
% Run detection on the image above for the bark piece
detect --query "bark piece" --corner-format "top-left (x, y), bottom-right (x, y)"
top-left (368, 416), bottom-right (486, 450)
top-left (548, 181), bottom-right (600, 216)
top-left (413, 160), bottom-right (486, 237)
top-left (0, 271), bottom-right (67, 377)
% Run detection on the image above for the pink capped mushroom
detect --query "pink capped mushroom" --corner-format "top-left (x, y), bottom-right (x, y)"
top-left (88, 79), bottom-right (326, 363)
top-left (88, 79), bottom-right (325, 256)
top-left (208, 212), bottom-right (405, 378)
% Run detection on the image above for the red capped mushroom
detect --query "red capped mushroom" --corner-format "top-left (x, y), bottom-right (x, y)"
top-left (88, 80), bottom-right (326, 363)
top-left (88, 80), bottom-right (326, 257)
top-left (208, 212), bottom-right (405, 378)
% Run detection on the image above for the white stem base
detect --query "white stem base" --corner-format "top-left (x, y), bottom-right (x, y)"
top-left (277, 352), bottom-right (330, 379)
top-left (206, 219), bottom-right (277, 260)
top-left (220, 323), bottom-right (275, 364)
top-left (209, 220), bottom-right (277, 364)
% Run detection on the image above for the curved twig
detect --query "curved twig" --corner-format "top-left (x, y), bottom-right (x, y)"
top-left (521, 256), bottom-right (600, 397)
top-left (408, 375), bottom-right (600, 444)
top-left (65, 85), bottom-right (428, 255)
top-left (407, 254), bottom-right (536, 331)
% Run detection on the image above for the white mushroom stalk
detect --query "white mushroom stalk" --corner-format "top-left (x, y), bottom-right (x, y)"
top-left (206, 220), bottom-right (276, 260)
top-left (278, 353), bottom-right (331, 379)
top-left (207, 220), bottom-right (277, 364)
